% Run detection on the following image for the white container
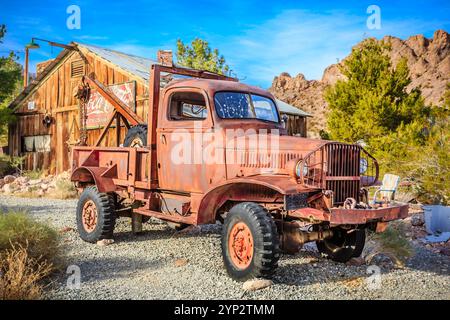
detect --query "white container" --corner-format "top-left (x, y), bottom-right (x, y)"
top-left (423, 205), bottom-right (450, 234)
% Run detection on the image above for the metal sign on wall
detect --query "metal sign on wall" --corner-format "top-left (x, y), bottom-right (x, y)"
top-left (86, 81), bottom-right (136, 129)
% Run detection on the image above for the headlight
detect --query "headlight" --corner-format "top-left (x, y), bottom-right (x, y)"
top-left (360, 158), bottom-right (368, 174)
top-left (295, 161), bottom-right (308, 178)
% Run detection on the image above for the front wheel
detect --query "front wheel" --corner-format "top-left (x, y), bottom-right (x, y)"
top-left (316, 228), bottom-right (366, 263)
top-left (76, 186), bottom-right (116, 243)
top-left (221, 202), bottom-right (280, 281)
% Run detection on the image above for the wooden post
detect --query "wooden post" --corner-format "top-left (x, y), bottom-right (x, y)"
top-left (131, 211), bottom-right (143, 234)
top-left (24, 48), bottom-right (29, 87)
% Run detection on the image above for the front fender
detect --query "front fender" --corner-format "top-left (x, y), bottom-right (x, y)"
top-left (196, 175), bottom-right (318, 224)
top-left (71, 166), bottom-right (116, 193)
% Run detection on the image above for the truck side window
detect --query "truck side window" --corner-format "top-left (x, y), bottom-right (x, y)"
top-left (169, 92), bottom-right (207, 121)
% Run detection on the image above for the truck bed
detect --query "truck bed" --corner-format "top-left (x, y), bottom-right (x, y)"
top-left (72, 146), bottom-right (151, 190)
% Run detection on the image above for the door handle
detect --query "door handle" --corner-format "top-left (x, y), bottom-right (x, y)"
top-left (160, 134), bottom-right (167, 145)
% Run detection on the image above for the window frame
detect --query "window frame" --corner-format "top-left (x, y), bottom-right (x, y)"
top-left (167, 91), bottom-right (209, 122)
top-left (213, 91), bottom-right (281, 124)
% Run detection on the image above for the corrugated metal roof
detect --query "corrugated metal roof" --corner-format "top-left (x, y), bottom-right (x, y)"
top-left (76, 43), bottom-right (158, 81)
top-left (76, 43), bottom-right (310, 118)
top-left (10, 42), bottom-right (311, 118)
top-left (275, 99), bottom-right (311, 117)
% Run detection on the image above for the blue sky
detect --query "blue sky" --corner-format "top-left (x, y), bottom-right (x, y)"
top-left (1, 0), bottom-right (449, 88)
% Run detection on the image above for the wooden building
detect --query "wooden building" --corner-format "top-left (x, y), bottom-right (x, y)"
top-left (8, 43), bottom-right (310, 174)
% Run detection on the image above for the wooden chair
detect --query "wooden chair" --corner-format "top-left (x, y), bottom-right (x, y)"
top-left (372, 174), bottom-right (401, 204)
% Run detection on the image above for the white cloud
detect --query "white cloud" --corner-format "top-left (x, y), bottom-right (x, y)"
top-left (217, 9), bottom-right (447, 87)
top-left (75, 35), bottom-right (109, 41)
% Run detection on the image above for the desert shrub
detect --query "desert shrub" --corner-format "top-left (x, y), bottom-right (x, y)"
top-left (50, 177), bottom-right (77, 199)
top-left (0, 211), bottom-right (60, 300)
top-left (369, 222), bottom-right (414, 260)
top-left (0, 154), bottom-right (23, 177)
top-left (0, 244), bottom-right (53, 300)
top-left (23, 170), bottom-right (43, 180)
top-left (0, 211), bottom-right (59, 263)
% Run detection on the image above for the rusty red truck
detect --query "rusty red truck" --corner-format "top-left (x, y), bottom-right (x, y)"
top-left (71, 64), bottom-right (409, 281)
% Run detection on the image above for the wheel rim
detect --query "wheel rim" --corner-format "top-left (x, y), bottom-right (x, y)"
top-left (82, 200), bottom-right (98, 232)
top-left (130, 137), bottom-right (143, 148)
top-left (228, 222), bottom-right (254, 269)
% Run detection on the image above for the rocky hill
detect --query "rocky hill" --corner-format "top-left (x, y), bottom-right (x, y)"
top-left (269, 30), bottom-right (450, 137)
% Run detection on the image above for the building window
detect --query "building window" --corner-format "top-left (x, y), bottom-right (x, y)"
top-left (22, 135), bottom-right (51, 152)
top-left (70, 60), bottom-right (85, 78)
top-left (27, 101), bottom-right (35, 110)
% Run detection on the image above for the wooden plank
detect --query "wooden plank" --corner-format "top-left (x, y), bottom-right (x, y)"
top-left (107, 66), bottom-right (114, 85)
top-left (62, 112), bottom-right (70, 171)
top-left (52, 105), bottom-right (79, 113)
top-left (56, 112), bottom-right (64, 173)
top-left (64, 62), bottom-right (71, 107)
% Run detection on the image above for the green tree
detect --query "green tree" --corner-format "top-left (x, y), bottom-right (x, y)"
top-left (0, 24), bottom-right (22, 146)
top-left (400, 84), bottom-right (450, 204)
top-left (324, 38), bottom-right (431, 171)
top-left (176, 38), bottom-right (230, 75)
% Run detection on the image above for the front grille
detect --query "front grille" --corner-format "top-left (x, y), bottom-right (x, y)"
top-left (325, 143), bottom-right (361, 204)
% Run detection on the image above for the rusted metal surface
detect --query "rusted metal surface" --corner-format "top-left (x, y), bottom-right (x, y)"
top-left (228, 222), bottom-right (254, 269)
top-left (300, 142), bottom-right (378, 204)
top-left (278, 221), bottom-right (333, 254)
top-left (289, 203), bottom-right (408, 225)
top-left (71, 63), bottom-right (405, 230)
top-left (81, 200), bottom-right (98, 232)
top-left (329, 203), bottom-right (409, 225)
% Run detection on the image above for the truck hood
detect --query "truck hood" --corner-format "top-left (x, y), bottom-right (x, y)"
top-left (225, 133), bottom-right (327, 157)
top-left (223, 133), bottom-right (332, 175)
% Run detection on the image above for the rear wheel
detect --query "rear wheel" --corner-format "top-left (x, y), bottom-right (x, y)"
top-left (316, 228), bottom-right (365, 263)
top-left (222, 202), bottom-right (280, 281)
top-left (76, 186), bottom-right (116, 243)
top-left (123, 124), bottom-right (148, 147)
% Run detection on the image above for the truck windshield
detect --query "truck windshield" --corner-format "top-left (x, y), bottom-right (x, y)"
top-left (214, 92), bottom-right (279, 123)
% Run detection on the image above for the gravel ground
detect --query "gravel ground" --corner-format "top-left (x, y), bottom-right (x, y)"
top-left (1, 195), bottom-right (449, 300)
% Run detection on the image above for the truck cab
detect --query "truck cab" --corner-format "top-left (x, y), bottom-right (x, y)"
top-left (71, 64), bottom-right (408, 281)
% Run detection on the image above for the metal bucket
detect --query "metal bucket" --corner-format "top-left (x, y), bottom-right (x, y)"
top-left (423, 205), bottom-right (450, 234)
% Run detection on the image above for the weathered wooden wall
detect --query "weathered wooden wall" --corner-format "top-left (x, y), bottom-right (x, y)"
top-left (285, 115), bottom-right (307, 137)
top-left (9, 48), bottom-right (149, 174)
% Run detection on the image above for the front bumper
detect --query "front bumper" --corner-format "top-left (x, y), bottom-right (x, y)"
top-left (289, 202), bottom-right (409, 225)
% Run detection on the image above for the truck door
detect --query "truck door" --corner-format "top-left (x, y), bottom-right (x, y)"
top-left (157, 88), bottom-right (217, 193)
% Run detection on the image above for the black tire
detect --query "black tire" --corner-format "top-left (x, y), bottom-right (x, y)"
top-left (222, 202), bottom-right (280, 281)
top-left (76, 186), bottom-right (116, 243)
top-left (123, 124), bottom-right (148, 147)
top-left (316, 228), bottom-right (366, 263)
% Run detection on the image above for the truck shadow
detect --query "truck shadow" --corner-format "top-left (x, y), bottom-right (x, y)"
top-left (112, 222), bottom-right (449, 283)
top-left (272, 245), bottom-right (449, 287)
top-left (113, 221), bottom-right (222, 243)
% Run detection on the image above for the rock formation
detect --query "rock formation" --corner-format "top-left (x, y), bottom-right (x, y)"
top-left (269, 30), bottom-right (450, 137)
